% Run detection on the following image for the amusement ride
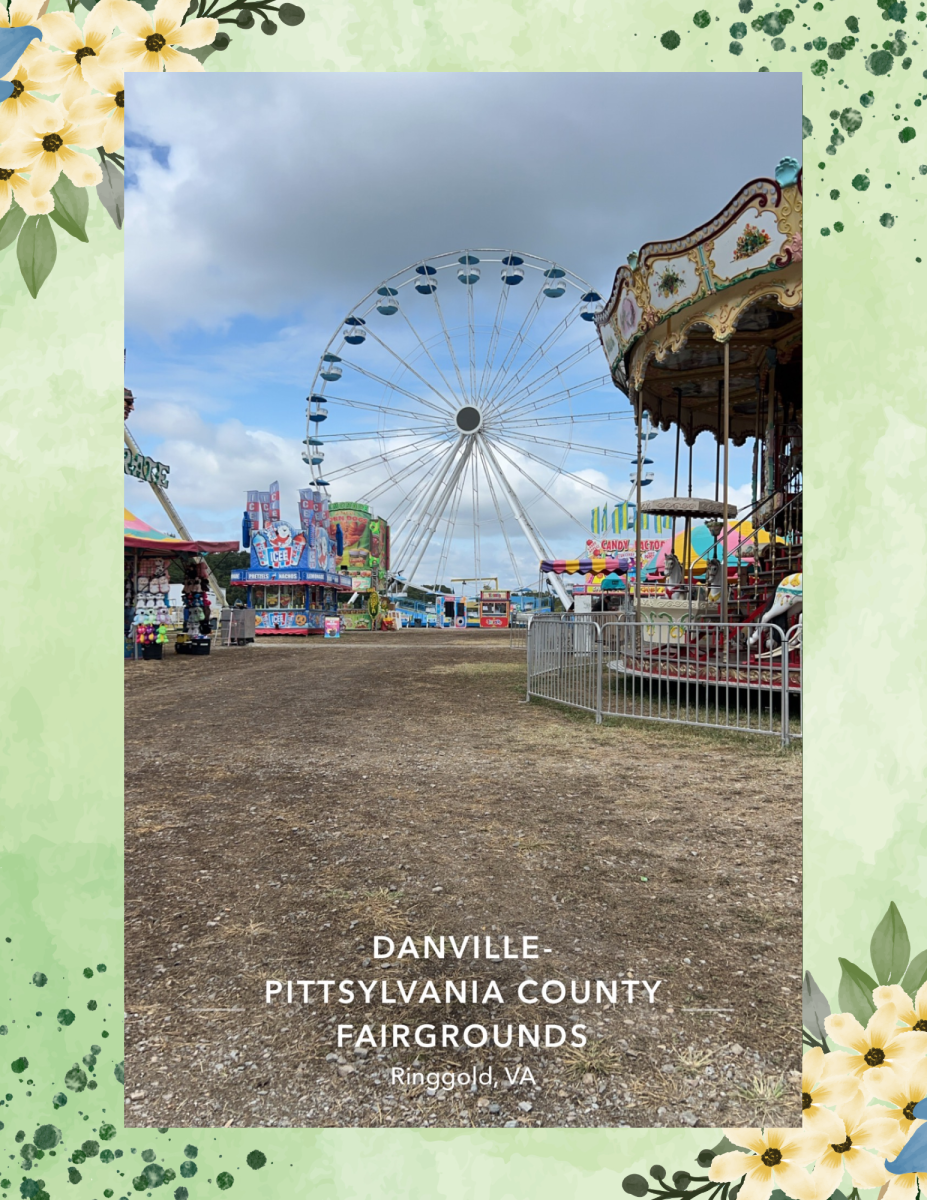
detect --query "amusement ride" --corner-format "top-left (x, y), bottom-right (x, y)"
top-left (304, 249), bottom-right (638, 607)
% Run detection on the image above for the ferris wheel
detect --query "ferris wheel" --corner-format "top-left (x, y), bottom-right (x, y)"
top-left (304, 249), bottom-right (636, 607)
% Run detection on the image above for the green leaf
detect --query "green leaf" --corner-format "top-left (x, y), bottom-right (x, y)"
top-left (0, 202), bottom-right (25, 253)
top-left (837, 957), bottom-right (878, 1027)
top-left (802, 970), bottom-right (831, 1042)
top-left (901, 948), bottom-right (927, 997)
top-left (49, 172), bottom-right (89, 242)
top-left (711, 1135), bottom-right (741, 1156)
top-left (96, 159), bottom-right (124, 230)
top-left (17, 215), bottom-right (57, 299)
top-left (871, 901), bottom-right (910, 984)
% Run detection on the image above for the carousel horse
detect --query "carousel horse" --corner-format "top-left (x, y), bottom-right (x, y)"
top-left (749, 572), bottom-right (802, 651)
top-left (664, 553), bottom-right (686, 597)
top-left (705, 558), bottom-right (724, 602)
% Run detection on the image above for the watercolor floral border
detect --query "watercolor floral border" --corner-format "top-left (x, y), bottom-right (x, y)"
top-left (3, 0), bottom-right (925, 1193)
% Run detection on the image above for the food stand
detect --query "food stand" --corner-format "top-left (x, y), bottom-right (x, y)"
top-left (478, 590), bottom-right (511, 628)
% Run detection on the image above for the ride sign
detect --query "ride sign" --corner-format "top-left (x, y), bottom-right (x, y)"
top-left (124, 446), bottom-right (170, 489)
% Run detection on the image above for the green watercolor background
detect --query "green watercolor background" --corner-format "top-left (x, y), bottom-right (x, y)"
top-left (3, 0), bottom-right (927, 1194)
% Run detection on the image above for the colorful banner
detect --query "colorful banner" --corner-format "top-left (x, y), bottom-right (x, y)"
top-left (297, 487), bottom-right (316, 540)
top-left (269, 480), bottom-right (281, 523)
top-left (591, 503), bottom-right (672, 535)
top-left (259, 491), bottom-right (272, 527)
top-left (246, 490), bottom-right (262, 531)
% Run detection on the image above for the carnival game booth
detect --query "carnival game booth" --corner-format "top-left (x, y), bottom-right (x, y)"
top-left (124, 510), bottom-right (238, 659)
top-left (230, 520), bottom-right (353, 635)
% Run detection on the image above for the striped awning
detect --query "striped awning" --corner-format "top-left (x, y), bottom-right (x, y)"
top-left (540, 556), bottom-right (631, 575)
top-left (124, 509), bottom-right (238, 555)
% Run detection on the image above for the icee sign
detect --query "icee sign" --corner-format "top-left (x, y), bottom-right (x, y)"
top-left (251, 522), bottom-right (308, 569)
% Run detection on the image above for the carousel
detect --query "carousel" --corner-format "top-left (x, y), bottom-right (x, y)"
top-left (593, 157), bottom-right (802, 697)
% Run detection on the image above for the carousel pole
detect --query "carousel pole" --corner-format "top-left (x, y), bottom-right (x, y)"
top-left (634, 388), bottom-right (643, 625)
top-left (672, 388), bottom-right (682, 549)
top-left (722, 340), bottom-right (731, 626)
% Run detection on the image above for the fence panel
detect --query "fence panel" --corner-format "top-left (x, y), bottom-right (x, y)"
top-left (526, 614), bottom-right (801, 743)
top-left (526, 614), bottom-right (601, 718)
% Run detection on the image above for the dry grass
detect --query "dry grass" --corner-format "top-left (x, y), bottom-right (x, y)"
top-left (349, 887), bottom-right (410, 935)
top-left (734, 1073), bottom-right (788, 1123)
top-left (561, 1040), bottom-right (624, 1079)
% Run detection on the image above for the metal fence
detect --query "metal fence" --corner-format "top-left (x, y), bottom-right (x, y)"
top-left (526, 613), bottom-right (801, 744)
top-left (509, 613), bottom-right (533, 649)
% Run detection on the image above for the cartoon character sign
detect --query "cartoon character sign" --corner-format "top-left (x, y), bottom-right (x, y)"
top-left (314, 524), bottom-right (330, 572)
top-left (251, 522), bottom-right (308, 569)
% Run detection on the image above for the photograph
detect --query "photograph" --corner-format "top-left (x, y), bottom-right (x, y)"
top-left (122, 69), bottom-right (804, 1130)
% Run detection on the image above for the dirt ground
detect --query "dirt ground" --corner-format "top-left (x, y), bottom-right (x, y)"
top-left (124, 629), bottom-right (802, 1130)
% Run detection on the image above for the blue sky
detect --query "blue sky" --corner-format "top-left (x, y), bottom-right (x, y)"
top-left (124, 71), bottom-right (801, 588)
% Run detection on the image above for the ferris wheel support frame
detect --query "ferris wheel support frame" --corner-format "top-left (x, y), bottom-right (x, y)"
top-left (404, 438), bottom-right (476, 582)
top-left (478, 435), bottom-right (572, 610)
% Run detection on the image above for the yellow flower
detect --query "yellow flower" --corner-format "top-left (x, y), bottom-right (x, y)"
top-left (30, 1), bottom-right (132, 109)
top-left (865, 1058), bottom-right (927, 1138)
top-left (709, 1127), bottom-right (827, 1200)
top-left (874, 982), bottom-right (927, 1034)
top-left (0, 162), bottom-right (53, 217)
top-left (68, 63), bottom-right (123, 153)
top-left (803, 1090), bottom-right (905, 1197)
top-left (0, 60), bottom-right (58, 142)
top-left (824, 1004), bottom-right (927, 1079)
top-left (802, 1047), bottom-right (861, 1139)
top-left (99, 0), bottom-right (218, 72)
top-left (882, 1168), bottom-right (927, 1200)
top-left (1, 102), bottom-right (102, 196)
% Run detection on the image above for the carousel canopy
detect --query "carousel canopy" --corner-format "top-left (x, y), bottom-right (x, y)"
top-left (124, 509), bottom-right (239, 555)
top-left (541, 556), bottom-right (631, 576)
top-left (596, 161), bottom-right (802, 446)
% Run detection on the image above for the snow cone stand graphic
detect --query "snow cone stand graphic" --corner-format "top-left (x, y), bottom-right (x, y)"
top-left (229, 486), bottom-right (354, 634)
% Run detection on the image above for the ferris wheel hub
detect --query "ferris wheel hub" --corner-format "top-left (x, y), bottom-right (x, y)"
top-left (455, 405), bottom-right (483, 434)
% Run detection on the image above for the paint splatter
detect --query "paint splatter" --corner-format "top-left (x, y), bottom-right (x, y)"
top-left (660, 30), bottom-right (681, 49)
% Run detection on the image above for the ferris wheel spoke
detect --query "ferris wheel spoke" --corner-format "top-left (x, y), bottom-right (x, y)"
top-left (490, 438), bottom-right (605, 537)
top-left (404, 439), bottom-right (474, 582)
top-left (355, 328), bottom-right (456, 417)
top-left (476, 440), bottom-right (525, 591)
top-left (323, 424), bottom-right (448, 442)
top-left (492, 340), bottom-right (600, 417)
top-left (493, 373), bottom-right (615, 425)
top-left (342, 352), bottom-right (454, 419)
top-left (478, 435), bottom-right (572, 609)
top-left (486, 301), bottom-right (585, 409)
top-left (481, 273), bottom-right (549, 414)
top-left (493, 433), bottom-right (628, 506)
top-left (389, 437), bottom-right (464, 558)
top-left (477, 282), bottom-right (510, 402)
top-left (324, 433), bottom-right (449, 483)
top-left (395, 306), bottom-right (467, 410)
top-left (433, 457), bottom-right (469, 588)
top-left (471, 450), bottom-right (481, 586)
top-left (501, 430), bottom-right (635, 460)
top-left (506, 409), bottom-right (633, 429)
top-left (466, 280), bottom-right (477, 406)
top-left (427, 284), bottom-right (469, 405)
top-left (363, 440), bottom-right (454, 512)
